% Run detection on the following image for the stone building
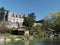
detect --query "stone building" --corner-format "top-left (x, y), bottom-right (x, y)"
top-left (5, 11), bottom-right (25, 30)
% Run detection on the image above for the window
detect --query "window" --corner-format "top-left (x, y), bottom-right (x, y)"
top-left (16, 15), bottom-right (18, 18)
top-left (20, 15), bottom-right (24, 18)
top-left (19, 15), bottom-right (21, 18)
top-left (12, 13), bottom-right (14, 17)
top-left (20, 19), bottom-right (22, 21)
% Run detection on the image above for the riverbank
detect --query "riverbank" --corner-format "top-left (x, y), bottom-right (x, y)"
top-left (0, 33), bottom-right (34, 43)
top-left (0, 33), bottom-right (60, 43)
top-left (0, 33), bottom-right (22, 42)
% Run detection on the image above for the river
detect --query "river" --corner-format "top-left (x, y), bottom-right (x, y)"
top-left (0, 37), bottom-right (60, 45)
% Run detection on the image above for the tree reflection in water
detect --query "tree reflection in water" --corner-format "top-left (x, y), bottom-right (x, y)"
top-left (43, 38), bottom-right (60, 45)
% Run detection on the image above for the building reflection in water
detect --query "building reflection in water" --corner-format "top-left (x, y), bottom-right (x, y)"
top-left (24, 40), bottom-right (29, 45)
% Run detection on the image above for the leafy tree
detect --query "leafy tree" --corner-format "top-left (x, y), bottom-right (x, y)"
top-left (23, 13), bottom-right (36, 30)
top-left (41, 16), bottom-right (51, 30)
top-left (23, 17), bottom-right (34, 30)
top-left (28, 13), bottom-right (36, 20)
top-left (41, 12), bottom-right (60, 33)
top-left (50, 12), bottom-right (60, 32)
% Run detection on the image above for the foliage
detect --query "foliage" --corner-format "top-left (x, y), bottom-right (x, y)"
top-left (28, 13), bottom-right (36, 20)
top-left (50, 12), bottom-right (60, 32)
top-left (23, 17), bottom-right (34, 27)
top-left (41, 12), bottom-right (60, 33)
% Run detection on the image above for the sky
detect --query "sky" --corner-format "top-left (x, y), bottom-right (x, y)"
top-left (0, 0), bottom-right (60, 21)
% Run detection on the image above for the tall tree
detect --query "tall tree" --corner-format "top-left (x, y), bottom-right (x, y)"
top-left (23, 13), bottom-right (36, 30)
top-left (28, 13), bottom-right (36, 20)
top-left (0, 7), bottom-right (5, 21)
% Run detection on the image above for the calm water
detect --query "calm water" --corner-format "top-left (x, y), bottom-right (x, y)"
top-left (0, 37), bottom-right (60, 45)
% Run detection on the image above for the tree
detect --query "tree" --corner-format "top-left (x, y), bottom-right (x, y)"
top-left (0, 7), bottom-right (5, 21)
top-left (50, 12), bottom-right (60, 33)
top-left (28, 13), bottom-right (36, 21)
top-left (41, 16), bottom-right (51, 30)
top-left (23, 17), bottom-right (34, 30)
top-left (23, 13), bottom-right (36, 30)
top-left (41, 12), bottom-right (60, 33)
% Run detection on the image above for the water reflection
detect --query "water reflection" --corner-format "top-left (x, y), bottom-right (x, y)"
top-left (24, 40), bottom-right (29, 45)
top-left (43, 38), bottom-right (60, 45)
top-left (0, 37), bottom-right (60, 45)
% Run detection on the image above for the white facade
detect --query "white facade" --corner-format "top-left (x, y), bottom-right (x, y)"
top-left (5, 22), bottom-right (18, 28)
top-left (5, 11), bottom-right (24, 28)
top-left (7, 12), bottom-right (24, 23)
top-left (33, 23), bottom-right (42, 27)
